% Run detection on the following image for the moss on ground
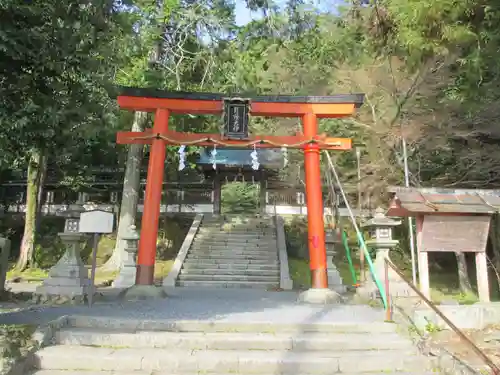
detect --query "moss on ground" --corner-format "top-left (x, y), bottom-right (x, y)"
top-left (0, 324), bottom-right (36, 370)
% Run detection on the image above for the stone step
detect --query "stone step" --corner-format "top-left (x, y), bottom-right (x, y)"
top-left (191, 239), bottom-right (277, 249)
top-left (55, 328), bottom-right (415, 351)
top-left (177, 280), bottom-right (275, 288)
top-left (181, 262), bottom-right (279, 271)
top-left (201, 218), bottom-right (272, 224)
top-left (183, 259), bottom-right (279, 267)
top-left (31, 372), bottom-right (440, 375)
top-left (178, 274), bottom-right (279, 283)
top-left (193, 238), bottom-right (276, 245)
top-left (34, 346), bottom-right (428, 373)
top-left (31, 372), bottom-right (152, 375)
top-left (190, 246), bottom-right (276, 254)
top-left (199, 230), bottom-right (275, 236)
top-left (188, 250), bottom-right (278, 258)
top-left (187, 254), bottom-right (278, 261)
top-left (66, 316), bottom-right (401, 333)
top-left (199, 225), bottom-right (274, 231)
top-left (190, 245), bottom-right (277, 252)
top-left (197, 229), bottom-right (276, 236)
top-left (180, 268), bottom-right (280, 276)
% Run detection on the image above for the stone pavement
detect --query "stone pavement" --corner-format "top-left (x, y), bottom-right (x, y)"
top-left (0, 287), bottom-right (385, 326)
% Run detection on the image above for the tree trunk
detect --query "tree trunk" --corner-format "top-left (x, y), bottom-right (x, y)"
top-left (100, 111), bottom-right (148, 271)
top-left (16, 148), bottom-right (47, 271)
top-left (455, 251), bottom-right (473, 294)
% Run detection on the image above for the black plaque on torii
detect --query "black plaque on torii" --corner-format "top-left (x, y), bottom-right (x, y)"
top-left (223, 97), bottom-right (250, 139)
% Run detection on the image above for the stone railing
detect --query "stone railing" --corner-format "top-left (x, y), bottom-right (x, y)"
top-left (1, 186), bottom-right (369, 217)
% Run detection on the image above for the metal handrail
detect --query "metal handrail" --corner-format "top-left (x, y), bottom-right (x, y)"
top-left (384, 259), bottom-right (500, 375)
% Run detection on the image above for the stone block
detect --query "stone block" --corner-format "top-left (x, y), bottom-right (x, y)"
top-left (298, 288), bottom-right (342, 304)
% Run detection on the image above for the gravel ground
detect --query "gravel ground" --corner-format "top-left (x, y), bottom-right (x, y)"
top-left (0, 286), bottom-right (385, 326)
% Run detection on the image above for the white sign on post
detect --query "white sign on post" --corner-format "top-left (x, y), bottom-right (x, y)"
top-left (78, 210), bottom-right (115, 307)
top-left (79, 210), bottom-right (114, 234)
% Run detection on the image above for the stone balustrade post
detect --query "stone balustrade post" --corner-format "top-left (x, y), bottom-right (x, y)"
top-left (113, 225), bottom-right (139, 288)
top-left (325, 229), bottom-right (346, 293)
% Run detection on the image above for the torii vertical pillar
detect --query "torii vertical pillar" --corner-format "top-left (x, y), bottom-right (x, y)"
top-left (120, 109), bottom-right (169, 300)
top-left (135, 109), bottom-right (169, 286)
top-left (298, 113), bottom-right (341, 304)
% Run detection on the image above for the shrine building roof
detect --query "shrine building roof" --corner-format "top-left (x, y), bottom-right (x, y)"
top-left (197, 148), bottom-right (283, 169)
top-left (387, 186), bottom-right (500, 216)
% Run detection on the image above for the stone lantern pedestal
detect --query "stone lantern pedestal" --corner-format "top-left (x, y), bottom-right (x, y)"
top-left (356, 208), bottom-right (415, 300)
top-left (113, 225), bottom-right (139, 288)
top-left (34, 229), bottom-right (89, 304)
top-left (325, 229), bottom-right (346, 293)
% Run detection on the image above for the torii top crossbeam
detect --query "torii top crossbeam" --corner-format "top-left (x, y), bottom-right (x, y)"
top-left (115, 86), bottom-right (364, 292)
top-left (117, 87), bottom-right (364, 150)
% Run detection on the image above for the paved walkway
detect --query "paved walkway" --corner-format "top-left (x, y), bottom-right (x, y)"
top-left (0, 287), bottom-right (385, 326)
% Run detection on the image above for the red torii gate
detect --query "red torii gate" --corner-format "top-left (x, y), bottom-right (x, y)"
top-left (116, 87), bottom-right (364, 292)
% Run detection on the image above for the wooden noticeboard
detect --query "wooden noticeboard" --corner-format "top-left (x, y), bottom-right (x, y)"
top-left (420, 215), bottom-right (490, 253)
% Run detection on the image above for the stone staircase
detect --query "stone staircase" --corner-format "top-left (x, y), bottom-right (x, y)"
top-left (29, 316), bottom-right (437, 374)
top-left (177, 215), bottom-right (281, 289)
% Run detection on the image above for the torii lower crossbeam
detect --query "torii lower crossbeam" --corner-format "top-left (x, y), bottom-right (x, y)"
top-left (115, 87), bottom-right (364, 292)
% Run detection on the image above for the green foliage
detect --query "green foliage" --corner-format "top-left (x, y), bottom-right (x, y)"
top-left (0, 324), bottom-right (35, 361)
top-left (221, 182), bottom-right (259, 214)
top-left (284, 216), bottom-right (309, 259)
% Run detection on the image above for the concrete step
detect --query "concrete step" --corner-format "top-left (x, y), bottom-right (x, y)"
top-left (190, 246), bottom-right (277, 254)
top-left (198, 226), bottom-right (276, 236)
top-left (192, 238), bottom-right (276, 246)
top-left (193, 239), bottom-right (276, 245)
top-left (55, 328), bottom-right (415, 351)
top-left (180, 268), bottom-right (280, 276)
top-left (182, 262), bottom-right (279, 271)
top-left (199, 228), bottom-right (274, 232)
top-left (199, 230), bottom-right (275, 236)
top-left (177, 280), bottom-right (275, 288)
top-left (187, 254), bottom-right (278, 261)
top-left (66, 316), bottom-right (402, 333)
top-left (182, 259), bottom-right (279, 266)
top-left (178, 274), bottom-right (279, 283)
top-left (188, 250), bottom-right (278, 258)
top-left (190, 245), bottom-right (276, 253)
top-left (31, 372), bottom-right (151, 375)
top-left (199, 224), bottom-right (274, 231)
top-left (191, 239), bottom-right (276, 246)
top-left (31, 372), bottom-right (440, 375)
top-left (34, 345), bottom-right (428, 373)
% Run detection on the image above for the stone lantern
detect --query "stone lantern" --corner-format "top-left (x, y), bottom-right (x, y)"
top-left (324, 228), bottom-right (346, 293)
top-left (357, 207), bottom-right (414, 299)
top-left (113, 225), bottom-right (139, 288)
top-left (34, 217), bottom-right (88, 304)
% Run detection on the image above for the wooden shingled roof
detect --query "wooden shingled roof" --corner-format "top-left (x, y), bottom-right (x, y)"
top-left (387, 186), bottom-right (500, 216)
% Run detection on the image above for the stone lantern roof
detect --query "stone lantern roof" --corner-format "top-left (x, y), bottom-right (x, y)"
top-left (361, 207), bottom-right (401, 228)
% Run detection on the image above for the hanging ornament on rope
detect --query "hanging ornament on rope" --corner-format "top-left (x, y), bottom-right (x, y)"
top-left (250, 144), bottom-right (259, 170)
top-left (281, 145), bottom-right (288, 167)
top-left (211, 145), bottom-right (217, 170)
top-left (178, 145), bottom-right (186, 171)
